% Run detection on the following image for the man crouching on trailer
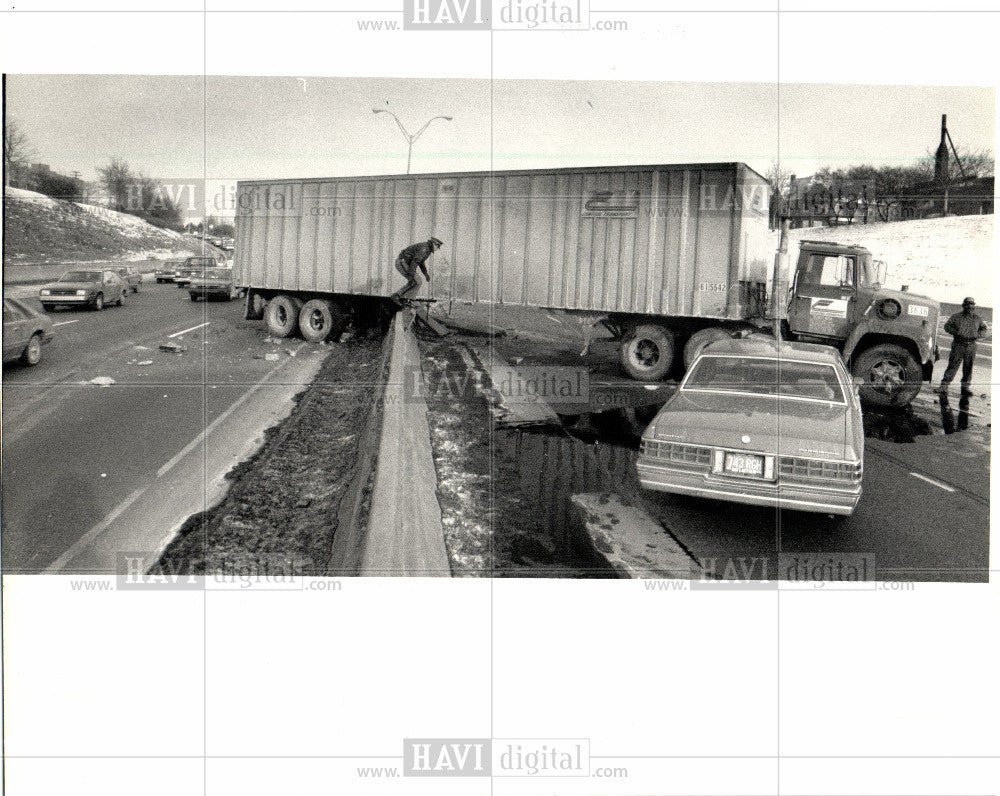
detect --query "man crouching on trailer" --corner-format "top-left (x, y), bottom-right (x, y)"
top-left (390, 237), bottom-right (443, 305)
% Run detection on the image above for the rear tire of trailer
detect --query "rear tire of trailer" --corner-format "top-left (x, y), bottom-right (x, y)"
top-left (852, 343), bottom-right (922, 408)
top-left (298, 298), bottom-right (348, 343)
top-left (683, 326), bottom-right (736, 369)
top-left (264, 294), bottom-right (303, 338)
top-left (620, 324), bottom-right (675, 381)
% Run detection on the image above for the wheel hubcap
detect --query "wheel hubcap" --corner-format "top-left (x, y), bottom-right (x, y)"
top-left (868, 359), bottom-right (905, 394)
top-left (633, 339), bottom-right (659, 368)
top-left (308, 310), bottom-right (324, 330)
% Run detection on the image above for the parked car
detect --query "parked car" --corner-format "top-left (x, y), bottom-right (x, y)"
top-left (189, 267), bottom-right (240, 301)
top-left (115, 265), bottom-right (142, 293)
top-left (175, 256), bottom-right (221, 287)
top-left (3, 298), bottom-right (55, 366)
top-left (39, 269), bottom-right (128, 311)
top-left (636, 337), bottom-right (864, 516)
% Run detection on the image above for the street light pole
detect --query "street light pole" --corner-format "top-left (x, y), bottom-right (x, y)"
top-left (373, 109), bottom-right (453, 174)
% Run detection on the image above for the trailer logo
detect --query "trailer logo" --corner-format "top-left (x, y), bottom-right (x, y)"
top-left (582, 189), bottom-right (639, 218)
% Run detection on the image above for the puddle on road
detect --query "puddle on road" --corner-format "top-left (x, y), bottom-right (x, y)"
top-left (863, 392), bottom-right (987, 443)
top-left (862, 406), bottom-right (934, 443)
top-left (491, 410), bottom-right (645, 577)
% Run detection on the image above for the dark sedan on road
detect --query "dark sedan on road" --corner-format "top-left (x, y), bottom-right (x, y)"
top-left (189, 267), bottom-right (239, 301)
top-left (637, 337), bottom-right (864, 516)
top-left (114, 265), bottom-right (142, 293)
top-left (175, 256), bottom-right (222, 287)
top-left (3, 297), bottom-right (54, 366)
top-left (154, 260), bottom-right (185, 283)
top-left (39, 269), bottom-right (128, 311)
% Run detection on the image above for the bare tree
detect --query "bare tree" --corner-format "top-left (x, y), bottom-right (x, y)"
top-left (765, 161), bottom-right (792, 198)
top-left (940, 146), bottom-right (995, 180)
top-left (97, 158), bottom-right (133, 211)
top-left (4, 118), bottom-right (36, 186)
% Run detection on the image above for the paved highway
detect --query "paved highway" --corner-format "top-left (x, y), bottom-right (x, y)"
top-left (474, 332), bottom-right (991, 583)
top-left (2, 280), bottom-right (325, 573)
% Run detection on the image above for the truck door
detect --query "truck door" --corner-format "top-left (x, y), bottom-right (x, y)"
top-left (787, 252), bottom-right (856, 340)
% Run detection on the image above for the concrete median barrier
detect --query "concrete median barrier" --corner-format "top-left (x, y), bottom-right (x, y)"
top-left (359, 311), bottom-right (451, 576)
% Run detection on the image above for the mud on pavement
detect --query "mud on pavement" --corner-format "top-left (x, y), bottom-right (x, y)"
top-left (151, 334), bottom-right (389, 576)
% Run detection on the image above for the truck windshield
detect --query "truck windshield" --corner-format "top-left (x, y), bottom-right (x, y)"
top-left (683, 355), bottom-right (846, 403)
top-left (801, 254), bottom-right (855, 288)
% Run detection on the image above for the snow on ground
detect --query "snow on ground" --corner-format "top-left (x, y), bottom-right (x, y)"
top-left (5, 186), bottom-right (62, 208)
top-left (7, 187), bottom-right (186, 241)
top-left (779, 215), bottom-right (995, 307)
top-left (74, 201), bottom-right (187, 241)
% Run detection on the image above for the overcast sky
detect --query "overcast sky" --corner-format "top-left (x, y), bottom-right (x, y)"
top-left (6, 74), bottom-right (994, 205)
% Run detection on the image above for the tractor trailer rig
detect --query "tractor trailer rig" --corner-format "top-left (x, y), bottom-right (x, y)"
top-left (233, 161), bottom-right (938, 407)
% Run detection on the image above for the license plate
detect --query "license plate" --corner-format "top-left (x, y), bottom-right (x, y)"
top-left (724, 452), bottom-right (764, 477)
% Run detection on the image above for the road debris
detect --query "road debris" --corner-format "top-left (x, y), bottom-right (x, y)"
top-left (88, 376), bottom-right (116, 386)
top-left (159, 341), bottom-right (187, 353)
top-left (137, 360), bottom-right (153, 366)
top-left (265, 352), bottom-right (280, 361)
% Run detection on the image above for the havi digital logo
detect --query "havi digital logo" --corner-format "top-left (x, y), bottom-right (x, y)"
top-left (403, 738), bottom-right (491, 776)
top-left (404, 0), bottom-right (589, 30)
top-left (403, 0), bottom-right (490, 29)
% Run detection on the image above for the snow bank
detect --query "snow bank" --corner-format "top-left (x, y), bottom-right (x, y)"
top-left (5, 186), bottom-right (61, 208)
top-left (73, 202), bottom-right (187, 241)
top-left (779, 215), bottom-right (995, 307)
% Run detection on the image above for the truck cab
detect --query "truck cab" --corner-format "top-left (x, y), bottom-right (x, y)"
top-left (786, 241), bottom-right (939, 407)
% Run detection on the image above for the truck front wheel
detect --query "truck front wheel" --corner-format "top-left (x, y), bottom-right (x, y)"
top-left (264, 295), bottom-right (303, 338)
top-left (852, 343), bottom-right (922, 407)
top-left (620, 324), bottom-right (675, 381)
top-left (683, 326), bottom-right (738, 369)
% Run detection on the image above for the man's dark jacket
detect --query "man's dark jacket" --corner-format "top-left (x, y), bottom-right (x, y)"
top-left (397, 241), bottom-right (435, 279)
top-left (944, 311), bottom-right (988, 344)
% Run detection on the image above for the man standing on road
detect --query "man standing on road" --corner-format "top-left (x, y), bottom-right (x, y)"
top-left (390, 237), bottom-right (443, 305)
top-left (937, 296), bottom-right (988, 397)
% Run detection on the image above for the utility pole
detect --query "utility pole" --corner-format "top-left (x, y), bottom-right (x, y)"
top-left (935, 114), bottom-right (950, 214)
top-left (771, 174), bottom-right (794, 344)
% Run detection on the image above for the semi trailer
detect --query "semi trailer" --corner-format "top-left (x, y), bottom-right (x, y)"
top-left (233, 161), bottom-right (938, 407)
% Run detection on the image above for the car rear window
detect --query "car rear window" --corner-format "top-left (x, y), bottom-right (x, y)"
top-left (60, 271), bottom-right (100, 282)
top-left (683, 355), bottom-right (846, 402)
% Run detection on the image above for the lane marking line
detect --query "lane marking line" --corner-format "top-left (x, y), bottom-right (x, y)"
top-left (52, 320), bottom-right (80, 327)
top-left (44, 344), bottom-right (305, 573)
top-left (910, 472), bottom-right (956, 492)
top-left (169, 322), bottom-right (209, 338)
top-left (43, 487), bottom-right (147, 573)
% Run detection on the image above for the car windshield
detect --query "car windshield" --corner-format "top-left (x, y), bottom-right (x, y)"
top-left (204, 268), bottom-right (230, 278)
top-left (60, 271), bottom-right (100, 282)
top-left (683, 355), bottom-right (846, 403)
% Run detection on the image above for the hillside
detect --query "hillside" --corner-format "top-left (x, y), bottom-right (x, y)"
top-left (780, 214), bottom-right (994, 307)
top-left (3, 187), bottom-right (211, 263)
